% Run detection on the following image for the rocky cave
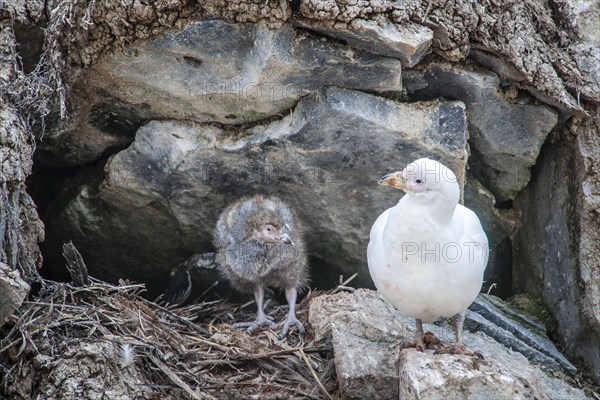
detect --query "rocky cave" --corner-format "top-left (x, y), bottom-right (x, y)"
top-left (1, 0), bottom-right (599, 398)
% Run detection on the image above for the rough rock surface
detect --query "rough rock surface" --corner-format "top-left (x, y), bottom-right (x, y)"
top-left (514, 109), bottom-right (600, 383)
top-left (467, 294), bottom-right (576, 374)
top-left (309, 289), bottom-right (586, 399)
top-left (2, 0), bottom-right (600, 394)
top-left (0, 27), bottom-right (44, 282)
top-left (298, 0), bottom-right (600, 111)
top-left (41, 20), bottom-right (403, 166)
top-left (553, 0), bottom-right (600, 103)
top-left (0, 262), bottom-right (30, 327)
top-left (0, 0), bottom-right (44, 24)
top-left (294, 16), bottom-right (432, 67)
top-left (4, 340), bottom-right (153, 399)
top-left (399, 350), bottom-right (542, 400)
top-left (43, 87), bottom-right (468, 293)
top-left (404, 62), bottom-right (559, 201)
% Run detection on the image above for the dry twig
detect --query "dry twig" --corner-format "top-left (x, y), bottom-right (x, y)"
top-left (0, 278), bottom-right (338, 398)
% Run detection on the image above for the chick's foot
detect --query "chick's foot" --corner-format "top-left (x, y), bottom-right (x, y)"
top-left (233, 314), bottom-right (276, 334)
top-left (277, 315), bottom-right (305, 339)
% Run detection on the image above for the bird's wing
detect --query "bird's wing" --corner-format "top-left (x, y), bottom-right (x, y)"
top-left (453, 205), bottom-right (488, 249)
top-left (450, 204), bottom-right (489, 274)
top-left (214, 203), bottom-right (235, 249)
top-left (367, 207), bottom-right (392, 284)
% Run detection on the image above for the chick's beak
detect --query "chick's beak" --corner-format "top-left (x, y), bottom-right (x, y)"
top-left (378, 171), bottom-right (408, 190)
top-left (278, 232), bottom-right (294, 245)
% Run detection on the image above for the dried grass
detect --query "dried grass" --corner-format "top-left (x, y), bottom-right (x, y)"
top-left (0, 278), bottom-right (339, 399)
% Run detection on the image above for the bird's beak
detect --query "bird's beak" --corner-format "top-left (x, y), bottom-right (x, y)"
top-left (378, 171), bottom-right (408, 191)
top-left (278, 232), bottom-right (294, 245)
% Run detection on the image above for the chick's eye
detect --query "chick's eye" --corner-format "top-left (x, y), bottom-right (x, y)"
top-left (265, 226), bottom-right (272, 232)
top-left (415, 179), bottom-right (422, 184)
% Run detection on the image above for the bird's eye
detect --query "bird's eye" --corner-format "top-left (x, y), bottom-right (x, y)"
top-left (265, 226), bottom-right (272, 232)
top-left (415, 179), bottom-right (423, 184)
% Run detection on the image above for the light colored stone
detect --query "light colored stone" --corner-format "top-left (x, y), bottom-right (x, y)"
top-left (295, 16), bottom-right (432, 67)
top-left (0, 262), bottom-right (30, 327)
top-left (43, 87), bottom-right (468, 293)
top-left (564, 0), bottom-right (600, 108)
top-left (559, 0), bottom-right (600, 46)
top-left (399, 350), bottom-right (545, 400)
top-left (308, 289), bottom-right (586, 399)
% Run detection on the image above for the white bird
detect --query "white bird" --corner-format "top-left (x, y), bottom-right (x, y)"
top-left (367, 158), bottom-right (488, 352)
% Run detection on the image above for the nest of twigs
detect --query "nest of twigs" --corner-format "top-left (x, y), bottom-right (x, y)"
top-left (0, 273), bottom-right (338, 399)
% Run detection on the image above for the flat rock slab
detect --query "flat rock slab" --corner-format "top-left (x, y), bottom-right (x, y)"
top-left (295, 16), bottom-right (432, 67)
top-left (40, 20), bottom-right (404, 166)
top-left (467, 295), bottom-right (576, 374)
top-left (94, 20), bottom-right (403, 125)
top-left (308, 289), bottom-right (586, 400)
top-left (43, 87), bottom-right (467, 293)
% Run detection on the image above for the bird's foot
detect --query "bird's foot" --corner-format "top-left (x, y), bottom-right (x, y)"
top-left (400, 339), bottom-right (425, 352)
top-left (233, 314), bottom-right (276, 334)
top-left (399, 331), bottom-right (441, 352)
top-left (434, 342), bottom-right (484, 359)
top-left (277, 315), bottom-right (305, 339)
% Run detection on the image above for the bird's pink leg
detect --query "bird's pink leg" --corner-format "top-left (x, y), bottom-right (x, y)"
top-left (400, 319), bottom-right (441, 351)
top-left (453, 313), bottom-right (464, 344)
top-left (277, 286), bottom-right (305, 339)
top-left (233, 285), bottom-right (275, 334)
top-left (415, 319), bottom-right (424, 342)
top-left (401, 319), bottom-right (425, 351)
top-left (434, 313), bottom-right (482, 358)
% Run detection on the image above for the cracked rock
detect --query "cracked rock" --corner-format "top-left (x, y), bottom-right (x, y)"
top-left (295, 16), bottom-right (432, 67)
top-left (308, 289), bottom-right (586, 400)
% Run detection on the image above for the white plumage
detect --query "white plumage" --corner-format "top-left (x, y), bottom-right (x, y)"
top-left (367, 158), bottom-right (488, 347)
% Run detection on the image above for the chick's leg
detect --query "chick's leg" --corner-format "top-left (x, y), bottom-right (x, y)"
top-left (233, 285), bottom-right (275, 334)
top-left (278, 286), bottom-right (305, 339)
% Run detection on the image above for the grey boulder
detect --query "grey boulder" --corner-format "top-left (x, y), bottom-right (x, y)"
top-left (43, 87), bottom-right (468, 293)
top-left (404, 62), bottom-right (558, 201)
top-left (39, 20), bottom-right (403, 166)
top-left (309, 289), bottom-right (585, 400)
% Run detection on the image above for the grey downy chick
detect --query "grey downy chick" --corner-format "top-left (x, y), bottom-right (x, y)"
top-left (214, 195), bottom-right (308, 338)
